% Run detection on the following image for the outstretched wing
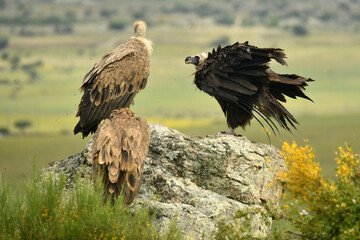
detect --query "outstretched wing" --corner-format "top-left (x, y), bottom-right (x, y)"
top-left (92, 109), bottom-right (150, 204)
top-left (74, 38), bottom-right (150, 138)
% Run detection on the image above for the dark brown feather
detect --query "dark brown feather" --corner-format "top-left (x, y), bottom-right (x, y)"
top-left (92, 108), bottom-right (150, 204)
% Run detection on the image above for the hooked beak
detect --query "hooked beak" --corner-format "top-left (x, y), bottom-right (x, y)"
top-left (185, 56), bottom-right (196, 65)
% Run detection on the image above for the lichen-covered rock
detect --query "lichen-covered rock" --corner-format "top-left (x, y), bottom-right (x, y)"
top-left (42, 123), bottom-right (285, 239)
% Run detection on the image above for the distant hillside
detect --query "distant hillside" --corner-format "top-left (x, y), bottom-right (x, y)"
top-left (0, 0), bottom-right (359, 32)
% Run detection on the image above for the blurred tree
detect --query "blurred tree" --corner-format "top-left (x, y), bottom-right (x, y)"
top-left (265, 16), bottom-right (279, 28)
top-left (54, 23), bottom-right (73, 34)
top-left (14, 120), bottom-right (32, 134)
top-left (292, 25), bottom-right (308, 36)
top-left (215, 14), bottom-right (235, 26)
top-left (44, 16), bottom-right (61, 25)
top-left (172, 3), bottom-right (191, 13)
top-left (22, 60), bottom-right (43, 83)
top-left (352, 13), bottom-right (360, 21)
top-left (108, 19), bottom-right (127, 31)
top-left (0, 127), bottom-right (9, 136)
top-left (194, 3), bottom-right (220, 17)
top-left (10, 55), bottom-right (20, 70)
top-left (318, 11), bottom-right (334, 22)
top-left (0, 36), bottom-right (8, 50)
top-left (132, 11), bottom-right (146, 20)
top-left (338, 2), bottom-right (350, 12)
top-left (100, 8), bottom-right (116, 18)
top-left (65, 9), bottom-right (76, 20)
top-left (211, 36), bottom-right (230, 47)
top-left (2, 52), bottom-right (8, 60)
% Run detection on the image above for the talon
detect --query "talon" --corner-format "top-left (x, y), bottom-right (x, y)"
top-left (220, 128), bottom-right (242, 137)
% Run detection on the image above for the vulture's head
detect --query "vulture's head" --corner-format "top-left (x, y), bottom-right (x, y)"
top-left (134, 20), bottom-right (147, 38)
top-left (185, 52), bottom-right (208, 66)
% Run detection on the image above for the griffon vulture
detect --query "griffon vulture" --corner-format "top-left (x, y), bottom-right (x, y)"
top-left (92, 108), bottom-right (150, 204)
top-left (185, 41), bottom-right (313, 136)
top-left (74, 20), bottom-right (152, 138)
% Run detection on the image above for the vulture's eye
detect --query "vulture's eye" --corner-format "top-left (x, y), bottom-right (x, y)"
top-left (194, 56), bottom-right (200, 62)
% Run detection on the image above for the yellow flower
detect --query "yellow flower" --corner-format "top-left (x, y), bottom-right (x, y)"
top-left (41, 207), bottom-right (49, 218)
top-left (277, 140), bottom-right (329, 208)
top-left (335, 144), bottom-right (359, 183)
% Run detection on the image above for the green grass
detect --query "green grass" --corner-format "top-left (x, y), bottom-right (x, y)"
top-left (0, 174), bottom-right (183, 240)
top-left (0, 134), bottom-right (87, 186)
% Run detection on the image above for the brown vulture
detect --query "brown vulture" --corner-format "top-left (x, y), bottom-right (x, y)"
top-left (185, 41), bottom-right (313, 136)
top-left (92, 108), bottom-right (150, 204)
top-left (74, 20), bottom-right (152, 138)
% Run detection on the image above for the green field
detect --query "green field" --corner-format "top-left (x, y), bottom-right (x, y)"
top-left (1, 24), bottom-right (360, 185)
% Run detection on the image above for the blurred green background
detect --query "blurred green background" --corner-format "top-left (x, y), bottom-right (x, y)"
top-left (0, 0), bottom-right (359, 186)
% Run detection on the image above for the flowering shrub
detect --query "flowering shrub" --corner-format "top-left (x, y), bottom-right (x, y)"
top-left (335, 145), bottom-right (360, 183)
top-left (277, 141), bottom-right (360, 239)
top-left (278, 141), bottom-right (326, 206)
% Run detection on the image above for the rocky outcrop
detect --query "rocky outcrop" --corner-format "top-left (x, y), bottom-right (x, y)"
top-left (42, 123), bottom-right (285, 239)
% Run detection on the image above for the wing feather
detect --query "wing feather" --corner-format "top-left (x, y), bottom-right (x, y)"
top-left (92, 108), bottom-right (150, 204)
top-left (74, 38), bottom-right (150, 138)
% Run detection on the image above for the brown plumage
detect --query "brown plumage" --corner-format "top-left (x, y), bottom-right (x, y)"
top-left (74, 20), bottom-right (152, 138)
top-left (92, 108), bottom-right (150, 204)
top-left (185, 41), bottom-right (314, 136)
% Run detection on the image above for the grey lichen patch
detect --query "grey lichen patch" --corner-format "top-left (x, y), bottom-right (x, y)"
top-left (42, 123), bottom-right (285, 240)
top-left (191, 153), bottom-right (227, 189)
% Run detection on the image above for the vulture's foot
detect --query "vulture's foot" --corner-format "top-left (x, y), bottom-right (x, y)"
top-left (221, 128), bottom-right (242, 137)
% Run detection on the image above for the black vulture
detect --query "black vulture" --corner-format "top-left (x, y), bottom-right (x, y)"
top-left (185, 41), bottom-right (313, 136)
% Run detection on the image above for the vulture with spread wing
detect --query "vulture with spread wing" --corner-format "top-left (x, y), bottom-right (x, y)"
top-left (74, 20), bottom-right (152, 138)
top-left (92, 108), bottom-right (150, 204)
top-left (185, 41), bottom-right (314, 136)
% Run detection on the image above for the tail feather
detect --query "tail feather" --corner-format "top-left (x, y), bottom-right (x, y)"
top-left (256, 94), bottom-right (298, 132)
top-left (255, 71), bottom-right (314, 132)
top-left (268, 71), bottom-right (313, 102)
top-left (73, 121), bottom-right (97, 138)
top-left (104, 166), bottom-right (143, 205)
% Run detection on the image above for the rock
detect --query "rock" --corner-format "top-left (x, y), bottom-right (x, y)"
top-left (42, 123), bottom-right (285, 239)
